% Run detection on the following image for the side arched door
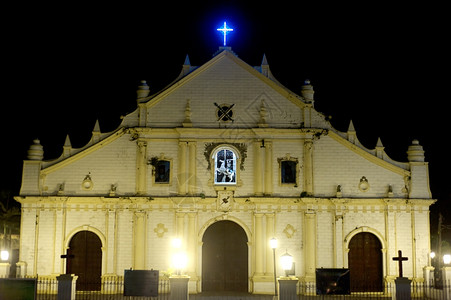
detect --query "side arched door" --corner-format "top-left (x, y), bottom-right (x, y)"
top-left (348, 232), bottom-right (383, 292)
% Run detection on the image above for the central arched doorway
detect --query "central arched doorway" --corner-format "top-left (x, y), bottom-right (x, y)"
top-left (66, 231), bottom-right (102, 291)
top-left (348, 232), bottom-right (383, 292)
top-left (202, 220), bottom-right (248, 292)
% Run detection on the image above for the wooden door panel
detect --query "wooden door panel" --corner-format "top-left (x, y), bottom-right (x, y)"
top-left (348, 232), bottom-right (382, 292)
top-left (67, 231), bottom-right (102, 291)
top-left (202, 221), bottom-right (248, 292)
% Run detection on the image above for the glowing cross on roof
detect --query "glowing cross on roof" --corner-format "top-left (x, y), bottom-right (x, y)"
top-left (217, 22), bottom-right (234, 46)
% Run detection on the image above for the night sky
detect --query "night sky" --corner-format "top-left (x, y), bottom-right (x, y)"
top-left (2, 3), bottom-right (449, 235)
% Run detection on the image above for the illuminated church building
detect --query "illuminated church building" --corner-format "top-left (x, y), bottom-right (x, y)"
top-left (16, 36), bottom-right (435, 293)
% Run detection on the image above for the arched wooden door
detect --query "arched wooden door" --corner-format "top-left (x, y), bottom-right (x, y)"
top-left (348, 232), bottom-right (383, 292)
top-left (202, 220), bottom-right (248, 292)
top-left (66, 231), bottom-right (102, 291)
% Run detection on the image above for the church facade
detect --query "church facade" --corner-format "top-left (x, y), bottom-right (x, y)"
top-left (16, 47), bottom-right (435, 294)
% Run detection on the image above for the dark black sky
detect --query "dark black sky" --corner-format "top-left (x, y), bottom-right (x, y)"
top-left (2, 3), bottom-right (449, 227)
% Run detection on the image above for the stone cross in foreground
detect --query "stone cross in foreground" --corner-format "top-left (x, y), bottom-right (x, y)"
top-left (392, 250), bottom-right (408, 278)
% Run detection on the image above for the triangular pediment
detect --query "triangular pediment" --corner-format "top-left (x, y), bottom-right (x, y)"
top-left (139, 50), bottom-right (309, 128)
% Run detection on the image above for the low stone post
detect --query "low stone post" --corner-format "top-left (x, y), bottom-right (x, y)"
top-left (278, 277), bottom-right (298, 300)
top-left (423, 266), bottom-right (434, 298)
top-left (169, 275), bottom-right (190, 300)
top-left (392, 250), bottom-right (411, 300)
top-left (442, 267), bottom-right (451, 300)
top-left (57, 274), bottom-right (77, 300)
top-left (0, 262), bottom-right (10, 278)
top-left (394, 277), bottom-right (412, 300)
top-left (15, 261), bottom-right (27, 278)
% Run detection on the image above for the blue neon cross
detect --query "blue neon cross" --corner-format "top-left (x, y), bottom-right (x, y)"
top-left (217, 22), bottom-right (233, 46)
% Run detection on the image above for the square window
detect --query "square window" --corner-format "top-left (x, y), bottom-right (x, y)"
top-left (281, 161), bottom-right (296, 184)
top-left (155, 160), bottom-right (170, 183)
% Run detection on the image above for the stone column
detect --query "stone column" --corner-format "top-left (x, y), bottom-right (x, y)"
top-left (178, 142), bottom-right (187, 195)
top-left (254, 213), bottom-right (264, 275)
top-left (134, 211), bottom-right (147, 270)
top-left (266, 213), bottom-right (275, 275)
top-left (304, 212), bottom-right (316, 282)
top-left (254, 142), bottom-right (263, 196)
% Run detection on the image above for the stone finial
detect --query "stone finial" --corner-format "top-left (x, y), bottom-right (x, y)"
top-left (347, 120), bottom-right (356, 143)
top-left (182, 99), bottom-right (192, 127)
top-left (376, 137), bottom-right (385, 158)
top-left (301, 79), bottom-right (314, 104)
top-left (261, 54), bottom-right (269, 77)
top-left (92, 119), bottom-right (101, 143)
top-left (27, 139), bottom-right (44, 161)
top-left (407, 139), bottom-right (425, 162)
top-left (258, 100), bottom-right (268, 128)
top-left (63, 135), bottom-right (72, 158)
top-left (137, 80), bottom-right (150, 100)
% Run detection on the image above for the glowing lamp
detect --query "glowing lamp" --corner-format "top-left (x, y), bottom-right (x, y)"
top-left (270, 238), bottom-right (277, 249)
top-left (172, 238), bottom-right (182, 249)
top-left (430, 252), bottom-right (436, 259)
top-left (0, 250), bottom-right (9, 261)
top-left (444, 254), bottom-right (451, 265)
top-left (172, 252), bottom-right (188, 274)
top-left (281, 251), bottom-right (293, 276)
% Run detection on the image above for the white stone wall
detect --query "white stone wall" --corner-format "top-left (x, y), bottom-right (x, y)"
top-left (313, 136), bottom-right (406, 198)
top-left (147, 55), bottom-right (304, 129)
top-left (43, 135), bottom-right (137, 196)
top-left (16, 50), bottom-right (434, 293)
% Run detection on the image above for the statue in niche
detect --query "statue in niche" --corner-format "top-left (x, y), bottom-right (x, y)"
top-left (215, 148), bottom-right (236, 184)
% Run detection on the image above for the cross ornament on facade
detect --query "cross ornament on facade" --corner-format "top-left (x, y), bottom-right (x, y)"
top-left (217, 22), bottom-right (233, 46)
top-left (392, 250), bottom-right (408, 278)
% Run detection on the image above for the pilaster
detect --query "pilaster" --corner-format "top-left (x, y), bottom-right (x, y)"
top-left (265, 213), bottom-right (275, 275)
top-left (254, 213), bottom-right (264, 275)
top-left (178, 142), bottom-right (187, 195)
top-left (188, 142), bottom-right (197, 195)
top-left (264, 141), bottom-right (273, 195)
top-left (136, 140), bottom-right (148, 195)
top-left (253, 142), bottom-right (263, 196)
top-left (133, 211), bottom-right (147, 269)
top-left (187, 213), bottom-right (197, 276)
top-left (304, 212), bottom-right (316, 282)
top-left (303, 139), bottom-right (313, 195)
